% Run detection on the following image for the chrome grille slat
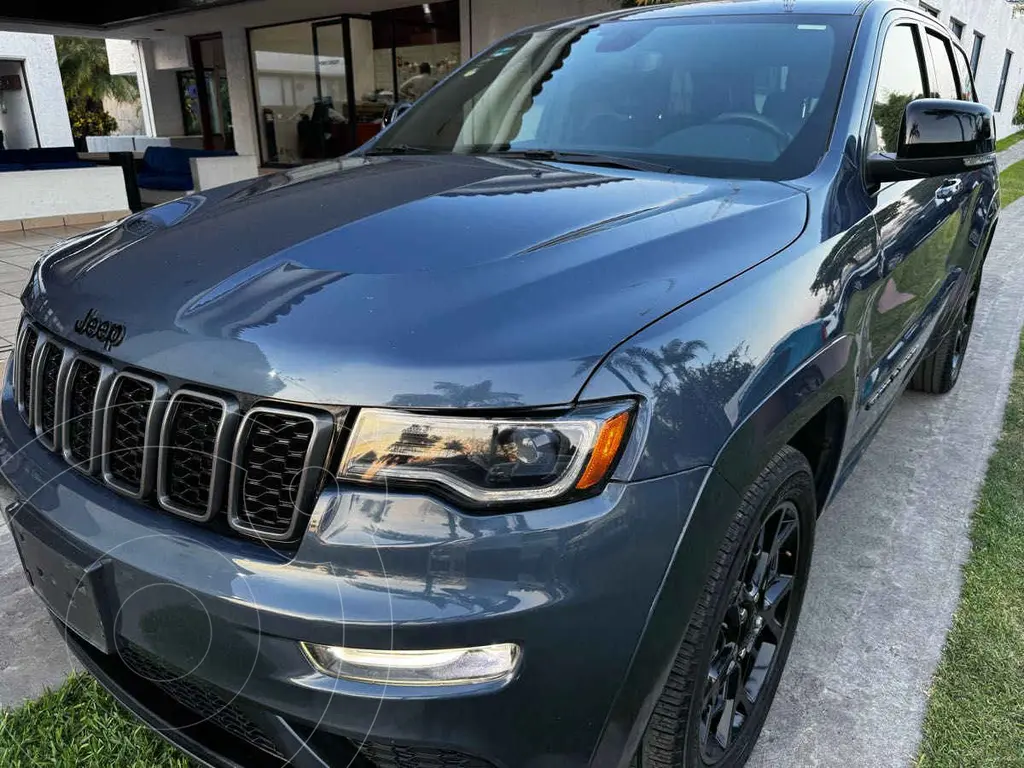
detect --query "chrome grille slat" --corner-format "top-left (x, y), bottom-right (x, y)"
top-left (15, 320), bottom-right (334, 544)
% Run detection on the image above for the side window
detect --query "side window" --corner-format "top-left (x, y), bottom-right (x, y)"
top-left (926, 31), bottom-right (959, 99)
top-left (871, 24), bottom-right (927, 154)
top-left (953, 46), bottom-right (978, 101)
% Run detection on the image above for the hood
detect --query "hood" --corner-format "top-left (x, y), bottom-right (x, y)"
top-left (27, 155), bottom-right (807, 409)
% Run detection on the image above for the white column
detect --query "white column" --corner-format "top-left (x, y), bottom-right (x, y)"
top-left (134, 39), bottom-right (185, 138)
top-left (222, 27), bottom-right (260, 160)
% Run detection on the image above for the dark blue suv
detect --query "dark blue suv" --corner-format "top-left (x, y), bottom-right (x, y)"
top-left (0, 2), bottom-right (998, 767)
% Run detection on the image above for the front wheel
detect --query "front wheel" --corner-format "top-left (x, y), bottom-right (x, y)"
top-left (909, 268), bottom-right (982, 394)
top-left (639, 446), bottom-right (816, 768)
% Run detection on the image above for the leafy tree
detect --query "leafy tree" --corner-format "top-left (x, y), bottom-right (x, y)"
top-left (55, 37), bottom-right (138, 110)
top-left (872, 92), bottom-right (917, 153)
top-left (1013, 85), bottom-right (1024, 127)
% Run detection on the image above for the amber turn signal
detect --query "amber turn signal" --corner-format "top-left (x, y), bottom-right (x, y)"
top-left (576, 410), bottom-right (631, 490)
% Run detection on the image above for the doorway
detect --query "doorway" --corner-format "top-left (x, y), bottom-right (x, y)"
top-left (184, 34), bottom-right (232, 150)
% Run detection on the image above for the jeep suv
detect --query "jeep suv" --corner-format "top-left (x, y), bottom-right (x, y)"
top-left (0, 2), bottom-right (997, 767)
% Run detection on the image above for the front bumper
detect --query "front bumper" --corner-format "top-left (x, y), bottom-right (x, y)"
top-left (0, 380), bottom-right (710, 768)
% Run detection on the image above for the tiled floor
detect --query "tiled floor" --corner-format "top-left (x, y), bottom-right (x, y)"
top-left (0, 225), bottom-right (91, 363)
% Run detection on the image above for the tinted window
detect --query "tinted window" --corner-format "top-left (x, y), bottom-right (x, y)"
top-left (871, 24), bottom-right (927, 154)
top-left (372, 15), bottom-right (858, 180)
top-left (949, 18), bottom-right (964, 41)
top-left (953, 46), bottom-right (977, 101)
top-left (926, 31), bottom-right (959, 99)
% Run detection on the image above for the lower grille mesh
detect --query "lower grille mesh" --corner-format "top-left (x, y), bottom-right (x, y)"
top-left (119, 643), bottom-right (283, 759)
top-left (66, 361), bottom-right (100, 463)
top-left (359, 742), bottom-right (497, 768)
top-left (107, 377), bottom-right (153, 492)
top-left (235, 414), bottom-right (314, 536)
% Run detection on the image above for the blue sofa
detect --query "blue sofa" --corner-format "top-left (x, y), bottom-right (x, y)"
top-left (136, 146), bottom-right (237, 191)
top-left (0, 147), bottom-right (96, 171)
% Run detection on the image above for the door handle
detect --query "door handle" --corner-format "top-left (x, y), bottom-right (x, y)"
top-left (935, 178), bottom-right (963, 200)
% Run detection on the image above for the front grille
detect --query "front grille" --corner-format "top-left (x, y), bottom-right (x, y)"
top-left (66, 360), bottom-right (101, 464)
top-left (359, 742), bottom-right (497, 768)
top-left (18, 326), bottom-right (38, 425)
top-left (119, 643), bottom-right (284, 759)
top-left (13, 320), bottom-right (336, 544)
top-left (107, 376), bottom-right (154, 494)
top-left (234, 412), bottom-right (315, 537)
top-left (38, 343), bottom-right (63, 443)
top-left (163, 395), bottom-right (224, 518)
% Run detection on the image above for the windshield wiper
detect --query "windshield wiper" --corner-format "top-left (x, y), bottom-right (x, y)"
top-left (365, 144), bottom-right (439, 155)
top-left (490, 149), bottom-right (680, 175)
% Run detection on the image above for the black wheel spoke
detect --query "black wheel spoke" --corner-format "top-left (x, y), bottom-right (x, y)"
top-left (697, 493), bottom-right (806, 763)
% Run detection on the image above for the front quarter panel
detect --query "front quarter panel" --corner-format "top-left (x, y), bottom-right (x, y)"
top-left (580, 213), bottom-right (873, 487)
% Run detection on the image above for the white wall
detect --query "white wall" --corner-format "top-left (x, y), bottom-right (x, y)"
top-left (0, 166), bottom-right (128, 221)
top-left (223, 27), bottom-right (259, 157)
top-left (137, 38), bottom-right (186, 137)
top-left (909, 0), bottom-right (1024, 138)
top-left (105, 39), bottom-right (138, 76)
top-left (0, 32), bottom-right (72, 147)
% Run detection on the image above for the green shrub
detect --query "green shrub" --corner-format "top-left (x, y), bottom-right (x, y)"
top-left (67, 104), bottom-right (118, 140)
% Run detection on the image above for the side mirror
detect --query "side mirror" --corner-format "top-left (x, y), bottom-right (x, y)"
top-left (382, 101), bottom-right (414, 129)
top-left (867, 98), bottom-right (995, 184)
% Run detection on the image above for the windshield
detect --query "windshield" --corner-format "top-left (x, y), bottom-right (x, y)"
top-left (370, 14), bottom-right (857, 180)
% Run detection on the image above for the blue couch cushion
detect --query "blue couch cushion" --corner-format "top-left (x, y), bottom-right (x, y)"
top-left (0, 164), bottom-right (28, 172)
top-left (28, 161), bottom-right (97, 170)
top-left (136, 171), bottom-right (195, 191)
top-left (28, 147), bottom-right (81, 164)
top-left (0, 150), bottom-right (34, 166)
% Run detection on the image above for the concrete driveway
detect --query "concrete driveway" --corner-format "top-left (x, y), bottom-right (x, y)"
top-left (1, 203), bottom-right (1023, 766)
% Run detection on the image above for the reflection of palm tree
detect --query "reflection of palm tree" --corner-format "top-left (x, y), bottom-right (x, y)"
top-left (389, 380), bottom-right (521, 408)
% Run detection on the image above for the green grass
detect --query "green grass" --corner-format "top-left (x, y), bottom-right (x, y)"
top-left (1000, 159), bottom-right (1024, 208)
top-left (917, 330), bottom-right (1024, 767)
top-left (0, 675), bottom-right (191, 767)
top-left (996, 130), bottom-right (1024, 153)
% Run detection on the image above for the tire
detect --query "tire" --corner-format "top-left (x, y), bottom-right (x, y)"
top-left (638, 446), bottom-right (816, 768)
top-left (909, 267), bottom-right (982, 394)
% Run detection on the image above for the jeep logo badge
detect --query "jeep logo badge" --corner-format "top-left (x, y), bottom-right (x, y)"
top-left (73, 308), bottom-right (126, 351)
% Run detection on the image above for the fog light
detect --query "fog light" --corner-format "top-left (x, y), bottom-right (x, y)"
top-left (300, 642), bottom-right (521, 687)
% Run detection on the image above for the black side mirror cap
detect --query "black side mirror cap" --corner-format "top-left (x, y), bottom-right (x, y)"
top-left (867, 98), bottom-right (996, 184)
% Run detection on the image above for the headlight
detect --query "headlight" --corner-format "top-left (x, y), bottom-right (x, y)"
top-left (338, 401), bottom-right (634, 506)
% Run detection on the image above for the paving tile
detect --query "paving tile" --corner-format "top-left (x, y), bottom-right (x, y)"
top-left (23, 216), bottom-right (68, 230)
top-left (0, 303), bottom-right (24, 323)
top-left (63, 213), bottom-right (105, 227)
top-left (24, 227), bottom-right (81, 240)
top-left (0, 233), bottom-right (58, 249)
top-left (0, 293), bottom-right (25, 309)
top-left (0, 253), bottom-right (42, 270)
top-left (0, 242), bottom-right (38, 254)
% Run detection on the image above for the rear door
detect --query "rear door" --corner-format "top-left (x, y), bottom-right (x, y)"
top-left (854, 19), bottom-right (963, 440)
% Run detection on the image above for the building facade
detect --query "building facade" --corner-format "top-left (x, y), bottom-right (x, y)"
top-left (910, 0), bottom-right (1024, 138)
top-left (0, 32), bottom-right (72, 149)
top-left (2, 1), bottom-right (1023, 163)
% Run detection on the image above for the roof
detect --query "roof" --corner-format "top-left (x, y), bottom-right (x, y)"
top-left (543, 0), bottom-right (880, 31)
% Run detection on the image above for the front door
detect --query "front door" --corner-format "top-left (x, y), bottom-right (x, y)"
top-left (853, 20), bottom-right (965, 442)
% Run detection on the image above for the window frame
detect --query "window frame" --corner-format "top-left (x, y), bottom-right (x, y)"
top-left (923, 27), bottom-right (960, 100)
top-left (948, 17), bottom-right (964, 41)
top-left (861, 16), bottom-right (931, 191)
top-left (996, 49), bottom-right (1014, 112)
top-left (919, 2), bottom-right (940, 20)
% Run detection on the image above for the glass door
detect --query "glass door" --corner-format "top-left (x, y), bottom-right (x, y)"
top-left (308, 20), bottom-right (353, 160)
